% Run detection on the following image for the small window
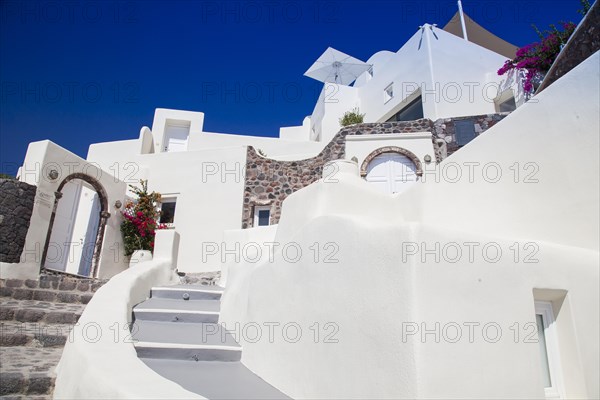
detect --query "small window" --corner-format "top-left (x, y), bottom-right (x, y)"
top-left (159, 198), bottom-right (177, 225)
top-left (253, 206), bottom-right (271, 227)
top-left (164, 120), bottom-right (190, 153)
top-left (367, 66), bottom-right (374, 80)
top-left (535, 301), bottom-right (564, 399)
top-left (495, 89), bottom-right (517, 113)
top-left (496, 96), bottom-right (517, 112)
top-left (384, 84), bottom-right (394, 103)
top-left (454, 120), bottom-right (477, 146)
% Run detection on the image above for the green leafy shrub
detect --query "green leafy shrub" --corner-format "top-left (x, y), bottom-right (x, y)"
top-left (339, 108), bottom-right (365, 127)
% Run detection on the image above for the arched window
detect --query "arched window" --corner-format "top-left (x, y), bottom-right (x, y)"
top-left (360, 147), bottom-right (422, 194)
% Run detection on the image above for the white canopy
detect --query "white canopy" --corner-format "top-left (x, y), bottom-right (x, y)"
top-left (304, 47), bottom-right (371, 85)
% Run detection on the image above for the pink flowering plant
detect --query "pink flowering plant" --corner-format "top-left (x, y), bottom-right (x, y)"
top-left (120, 180), bottom-right (167, 256)
top-left (498, 22), bottom-right (576, 92)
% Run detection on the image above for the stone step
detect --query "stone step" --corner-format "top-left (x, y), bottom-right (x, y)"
top-left (0, 287), bottom-right (93, 305)
top-left (151, 284), bottom-right (224, 301)
top-left (0, 321), bottom-right (73, 348)
top-left (133, 298), bottom-right (220, 324)
top-left (140, 359), bottom-right (290, 399)
top-left (0, 346), bottom-right (63, 397)
top-left (0, 394), bottom-right (52, 400)
top-left (132, 320), bottom-right (241, 361)
top-left (0, 276), bottom-right (104, 293)
top-left (134, 341), bottom-right (242, 362)
top-left (0, 300), bottom-right (84, 325)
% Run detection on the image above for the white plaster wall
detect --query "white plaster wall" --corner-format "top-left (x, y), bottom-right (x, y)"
top-left (356, 28), bottom-right (434, 124)
top-left (344, 133), bottom-right (436, 168)
top-left (188, 131), bottom-right (324, 160)
top-left (218, 224), bottom-right (277, 288)
top-left (360, 26), bottom-right (508, 123)
top-left (86, 138), bottom-right (141, 162)
top-left (413, 228), bottom-right (598, 399)
top-left (1, 141), bottom-right (128, 280)
top-left (87, 145), bottom-right (248, 273)
top-left (220, 212), bottom-right (418, 399)
top-left (139, 126), bottom-right (154, 154)
top-left (219, 53), bottom-right (600, 398)
top-left (150, 108), bottom-right (204, 153)
top-left (427, 27), bottom-right (510, 118)
top-left (312, 83), bottom-right (359, 144)
top-left (353, 50), bottom-right (394, 88)
top-left (279, 117), bottom-right (311, 142)
top-left (400, 51), bottom-right (600, 251)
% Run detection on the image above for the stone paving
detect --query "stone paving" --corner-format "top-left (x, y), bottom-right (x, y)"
top-left (0, 275), bottom-right (103, 398)
top-left (0, 300), bottom-right (85, 324)
top-left (0, 335), bottom-right (63, 397)
top-left (1, 321), bottom-right (73, 347)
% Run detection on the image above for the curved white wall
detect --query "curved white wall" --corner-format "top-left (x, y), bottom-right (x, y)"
top-left (219, 53), bottom-right (600, 399)
top-left (54, 231), bottom-right (203, 399)
top-left (1, 141), bottom-right (129, 280)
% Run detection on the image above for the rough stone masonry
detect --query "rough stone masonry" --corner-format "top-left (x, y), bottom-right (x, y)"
top-left (0, 179), bottom-right (37, 263)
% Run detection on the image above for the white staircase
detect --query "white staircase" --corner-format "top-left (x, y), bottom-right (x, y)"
top-left (131, 284), bottom-right (289, 399)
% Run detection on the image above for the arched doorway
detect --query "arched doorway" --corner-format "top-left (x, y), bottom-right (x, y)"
top-left (42, 174), bottom-right (109, 277)
top-left (360, 147), bottom-right (422, 194)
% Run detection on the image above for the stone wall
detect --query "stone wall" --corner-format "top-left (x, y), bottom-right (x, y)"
top-left (537, 1), bottom-right (599, 94)
top-left (242, 120), bottom-right (432, 228)
top-left (0, 179), bottom-right (37, 263)
top-left (242, 114), bottom-right (509, 228)
top-left (433, 113), bottom-right (509, 156)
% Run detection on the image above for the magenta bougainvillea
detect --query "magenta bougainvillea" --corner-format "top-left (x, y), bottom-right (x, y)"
top-left (120, 180), bottom-right (168, 256)
top-left (498, 22), bottom-right (576, 92)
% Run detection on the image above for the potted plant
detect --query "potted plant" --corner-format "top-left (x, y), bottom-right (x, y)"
top-left (120, 180), bottom-right (166, 263)
top-left (339, 107), bottom-right (365, 127)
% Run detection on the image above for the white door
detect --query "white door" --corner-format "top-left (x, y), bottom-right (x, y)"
top-left (76, 187), bottom-right (101, 276)
top-left (164, 123), bottom-right (189, 152)
top-left (365, 153), bottom-right (418, 194)
top-left (45, 180), bottom-right (82, 271)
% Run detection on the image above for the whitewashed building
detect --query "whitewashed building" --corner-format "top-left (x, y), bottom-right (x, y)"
top-left (1, 8), bottom-right (598, 400)
top-left (3, 14), bottom-right (526, 279)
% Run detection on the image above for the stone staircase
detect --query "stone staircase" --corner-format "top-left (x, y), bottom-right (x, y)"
top-left (0, 275), bottom-right (105, 399)
top-left (132, 284), bottom-right (289, 399)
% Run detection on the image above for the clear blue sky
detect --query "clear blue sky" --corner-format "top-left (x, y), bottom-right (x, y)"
top-left (0, 0), bottom-right (585, 175)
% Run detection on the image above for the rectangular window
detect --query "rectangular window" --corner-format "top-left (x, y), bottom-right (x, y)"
top-left (496, 96), bottom-right (517, 112)
top-left (164, 120), bottom-right (190, 153)
top-left (159, 198), bottom-right (177, 225)
top-left (384, 83), bottom-right (394, 103)
top-left (254, 206), bottom-right (271, 227)
top-left (454, 120), bottom-right (477, 146)
top-left (535, 301), bottom-right (563, 399)
top-left (367, 66), bottom-right (374, 80)
top-left (386, 96), bottom-right (424, 122)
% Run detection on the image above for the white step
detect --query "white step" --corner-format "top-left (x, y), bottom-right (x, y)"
top-left (133, 298), bottom-right (219, 323)
top-left (151, 285), bottom-right (224, 301)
